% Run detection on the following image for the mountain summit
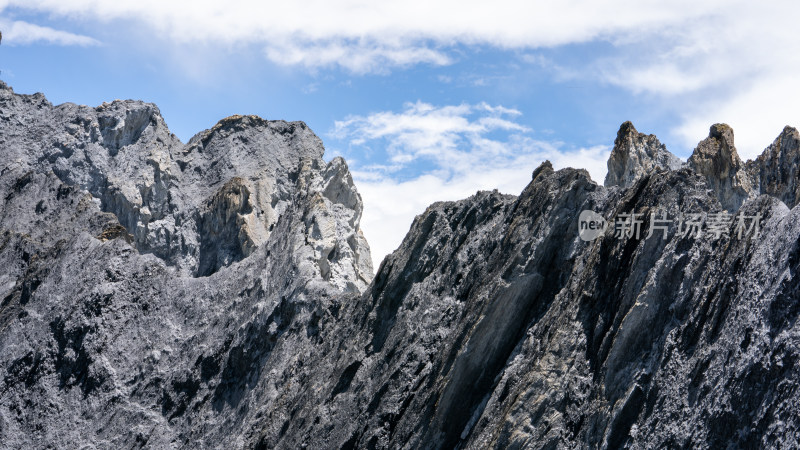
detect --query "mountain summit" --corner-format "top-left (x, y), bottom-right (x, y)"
top-left (1, 84), bottom-right (798, 448)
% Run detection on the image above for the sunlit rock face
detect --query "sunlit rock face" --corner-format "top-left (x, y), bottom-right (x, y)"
top-left (604, 120), bottom-right (683, 189)
top-left (0, 81), bottom-right (371, 284)
top-left (1, 82), bottom-right (799, 449)
top-left (687, 123), bottom-right (755, 211)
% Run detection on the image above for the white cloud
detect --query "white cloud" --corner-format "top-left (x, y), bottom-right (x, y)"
top-left (3, 1), bottom-right (797, 154)
top-left (357, 146), bottom-right (609, 267)
top-left (521, 53), bottom-right (579, 82)
top-left (333, 101), bottom-right (532, 174)
top-left (591, 1), bottom-right (800, 156)
top-left (1, 0), bottom-right (725, 72)
top-left (333, 102), bottom-right (609, 265)
top-left (0, 20), bottom-right (99, 46)
top-left (264, 40), bottom-right (452, 74)
top-left (4, 0), bottom-right (797, 259)
top-left (674, 73), bottom-right (800, 161)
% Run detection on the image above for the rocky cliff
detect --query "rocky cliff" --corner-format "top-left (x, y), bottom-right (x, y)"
top-left (0, 83), bottom-right (798, 449)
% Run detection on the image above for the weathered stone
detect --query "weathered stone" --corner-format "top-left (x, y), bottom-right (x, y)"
top-left (688, 123), bottom-right (754, 211)
top-left (746, 125), bottom-right (800, 208)
top-left (604, 121), bottom-right (683, 188)
top-left (1, 83), bottom-right (799, 449)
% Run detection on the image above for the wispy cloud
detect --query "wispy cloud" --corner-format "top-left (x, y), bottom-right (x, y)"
top-left (4, 1), bottom-right (796, 154)
top-left (587, 2), bottom-right (800, 156)
top-left (333, 101), bottom-right (532, 174)
top-left (264, 40), bottom-right (452, 74)
top-left (1, 0), bottom-right (725, 72)
top-left (0, 20), bottom-right (99, 46)
top-left (331, 102), bottom-right (609, 264)
top-left (4, 0), bottom-right (797, 259)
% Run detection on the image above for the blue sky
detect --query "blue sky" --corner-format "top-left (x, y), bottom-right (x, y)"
top-left (0, 1), bottom-right (797, 264)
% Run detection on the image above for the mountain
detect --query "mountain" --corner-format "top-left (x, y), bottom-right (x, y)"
top-left (0, 82), bottom-right (798, 449)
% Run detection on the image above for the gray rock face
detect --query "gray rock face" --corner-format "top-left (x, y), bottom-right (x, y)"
top-left (0, 81), bottom-right (371, 286)
top-left (0, 82), bottom-right (372, 447)
top-left (1, 85), bottom-right (800, 449)
top-left (747, 125), bottom-right (800, 208)
top-left (687, 123), bottom-right (754, 211)
top-left (604, 121), bottom-right (683, 188)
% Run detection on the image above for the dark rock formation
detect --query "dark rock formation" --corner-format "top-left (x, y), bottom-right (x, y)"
top-left (746, 125), bottom-right (800, 208)
top-left (1, 83), bottom-right (799, 449)
top-left (687, 123), bottom-right (754, 211)
top-left (604, 121), bottom-right (683, 188)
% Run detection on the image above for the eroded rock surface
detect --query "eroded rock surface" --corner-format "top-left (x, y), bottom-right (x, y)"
top-left (604, 121), bottom-right (683, 188)
top-left (1, 84), bottom-right (799, 449)
top-left (0, 82), bottom-right (372, 448)
top-left (687, 123), bottom-right (754, 211)
top-left (747, 125), bottom-right (800, 208)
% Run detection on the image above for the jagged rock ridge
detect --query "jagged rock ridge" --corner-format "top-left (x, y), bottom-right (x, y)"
top-left (0, 82), bottom-right (371, 285)
top-left (604, 121), bottom-right (683, 188)
top-left (1, 83), bottom-right (799, 449)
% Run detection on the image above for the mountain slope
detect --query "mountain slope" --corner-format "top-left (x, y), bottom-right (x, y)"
top-left (0, 83), bottom-right (798, 448)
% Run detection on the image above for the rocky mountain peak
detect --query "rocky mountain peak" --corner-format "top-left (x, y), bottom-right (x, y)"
top-left (95, 99), bottom-right (168, 155)
top-left (688, 123), bottom-right (754, 210)
top-left (746, 125), bottom-right (800, 207)
top-left (0, 84), bottom-right (371, 284)
top-left (531, 159), bottom-right (554, 182)
top-left (708, 122), bottom-right (735, 144)
top-left (604, 120), bottom-right (682, 188)
top-left (2, 82), bottom-right (800, 449)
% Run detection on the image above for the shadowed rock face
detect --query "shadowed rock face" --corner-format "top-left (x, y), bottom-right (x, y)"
top-left (747, 125), bottom-right (800, 208)
top-left (1, 84), bottom-right (800, 449)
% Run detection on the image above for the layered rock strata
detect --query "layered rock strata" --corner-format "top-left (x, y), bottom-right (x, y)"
top-left (1, 84), bottom-right (799, 449)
